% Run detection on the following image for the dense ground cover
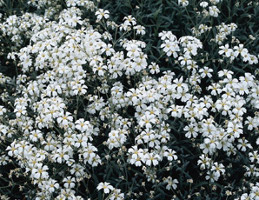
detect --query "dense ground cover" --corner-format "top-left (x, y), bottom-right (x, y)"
top-left (0, 0), bottom-right (258, 199)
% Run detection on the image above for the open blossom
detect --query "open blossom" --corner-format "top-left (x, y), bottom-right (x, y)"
top-left (164, 177), bottom-right (179, 190)
top-left (128, 146), bottom-right (145, 167)
top-left (198, 154), bottom-right (211, 170)
top-left (184, 123), bottom-right (199, 138)
top-left (218, 69), bottom-right (233, 79)
top-left (145, 152), bottom-right (160, 166)
top-left (199, 67), bottom-right (213, 78)
top-left (178, 0), bottom-right (189, 7)
top-left (134, 25), bottom-right (146, 35)
top-left (6, 142), bottom-right (18, 157)
top-left (123, 15), bottom-right (136, 26)
top-left (95, 9), bottom-right (109, 21)
top-left (209, 6), bottom-right (220, 17)
top-left (109, 189), bottom-right (124, 200)
top-left (41, 179), bottom-right (59, 193)
top-left (139, 114), bottom-right (157, 129)
top-left (211, 162), bottom-right (225, 178)
top-left (57, 112), bottom-right (73, 127)
top-left (93, 65), bottom-right (107, 76)
top-left (233, 44), bottom-right (248, 57)
top-left (52, 147), bottom-right (71, 163)
top-left (63, 176), bottom-right (76, 189)
top-left (200, 1), bottom-right (208, 7)
top-left (75, 118), bottom-right (92, 132)
top-left (218, 44), bottom-right (233, 57)
top-left (31, 164), bottom-right (49, 179)
top-left (97, 182), bottom-right (114, 194)
top-left (163, 149), bottom-right (178, 161)
top-left (237, 138), bottom-right (252, 151)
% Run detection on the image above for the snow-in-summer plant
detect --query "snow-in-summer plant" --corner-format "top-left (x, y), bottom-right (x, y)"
top-left (0, 0), bottom-right (258, 199)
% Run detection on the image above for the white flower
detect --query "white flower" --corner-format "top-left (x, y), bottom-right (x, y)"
top-left (70, 164), bottom-right (85, 178)
top-left (233, 44), bottom-right (248, 57)
top-left (29, 130), bottom-right (43, 142)
top-left (63, 176), bottom-right (76, 188)
top-left (75, 119), bottom-right (92, 133)
top-left (245, 116), bottom-right (256, 130)
top-left (139, 114), bottom-right (156, 129)
top-left (237, 138), bottom-right (252, 151)
top-left (128, 146), bottom-right (144, 167)
top-left (109, 189), bottom-right (124, 200)
top-left (211, 162), bottom-right (225, 177)
top-left (240, 193), bottom-right (249, 200)
top-left (72, 84), bottom-right (87, 95)
top-left (31, 163), bottom-right (49, 179)
top-left (134, 25), bottom-right (146, 35)
top-left (161, 40), bottom-right (180, 57)
top-left (250, 186), bottom-right (259, 200)
top-left (6, 142), bottom-right (18, 157)
top-left (145, 152), bottom-right (160, 166)
top-left (97, 182), bottom-right (114, 194)
top-left (95, 9), bottom-right (109, 21)
top-left (43, 179), bottom-right (59, 193)
top-left (57, 112), bottom-right (73, 127)
top-left (22, 56), bottom-right (32, 69)
top-left (218, 69), bottom-right (233, 79)
top-left (248, 54), bottom-right (258, 65)
top-left (163, 149), bottom-right (178, 161)
top-left (209, 6), bottom-right (220, 17)
top-left (200, 1), bottom-right (208, 7)
top-left (164, 177), bottom-right (179, 190)
top-left (123, 15), bottom-right (136, 26)
top-left (178, 0), bottom-right (189, 7)
top-left (148, 62), bottom-right (160, 74)
top-left (184, 123), bottom-right (198, 138)
top-left (53, 147), bottom-right (71, 163)
top-left (205, 171), bottom-right (219, 182)
top-left (249, 151), bottom-right (258, 163)
top-left (168, 105), bottom-right (183, 118)
top-left (93, 65), bottom-right (107, 76)
top-left (218, 44), bottom-right (233, 57)
top-left (198, 154), bottom-right (211, 170)
top-left (199, 67), bottom-right (213, 78)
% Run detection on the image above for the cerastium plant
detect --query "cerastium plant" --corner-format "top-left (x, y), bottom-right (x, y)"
top-left (0, 0), bottom-right (258, 199)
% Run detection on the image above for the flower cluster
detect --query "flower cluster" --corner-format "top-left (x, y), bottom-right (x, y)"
top-left (0, 0), bottom-right (258, 199)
